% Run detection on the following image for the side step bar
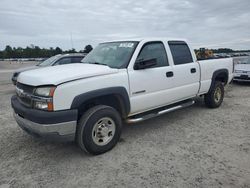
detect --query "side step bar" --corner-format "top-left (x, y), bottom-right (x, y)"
top-left (126, 100), bottom-right (195, 123)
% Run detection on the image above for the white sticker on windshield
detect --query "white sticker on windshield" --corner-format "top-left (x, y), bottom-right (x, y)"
top-left (119, 43), bottom-right (134, 48)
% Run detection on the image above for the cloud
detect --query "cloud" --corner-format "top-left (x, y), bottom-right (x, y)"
top-left (0, 0), bottom-right (250, 50)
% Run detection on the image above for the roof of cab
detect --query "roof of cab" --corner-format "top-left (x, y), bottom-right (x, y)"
top-left (103, 38), bottom-right (188, 43)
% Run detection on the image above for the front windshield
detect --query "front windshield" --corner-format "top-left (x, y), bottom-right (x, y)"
top-left (82, 41), bottom-right (139, 68)
top-left (37, 55), bottom-right (61, 67)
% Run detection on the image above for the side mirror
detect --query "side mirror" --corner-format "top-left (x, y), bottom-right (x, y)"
top-left (134, 58), bottom-right (157, 70)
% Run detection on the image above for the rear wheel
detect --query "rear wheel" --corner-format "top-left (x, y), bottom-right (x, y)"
top-left (76, 105), bottom-right (122, 155)
top-left (204, 81), bottom-right (224, 108)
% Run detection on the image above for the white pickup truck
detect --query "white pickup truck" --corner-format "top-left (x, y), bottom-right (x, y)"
top-left (11, 38), bottom-right (234, 155)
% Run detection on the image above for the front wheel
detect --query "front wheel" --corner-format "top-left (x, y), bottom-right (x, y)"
top-left (204, 81), bottom-right (224, 108)
top-left (76, 105), bottom-right (122, 155)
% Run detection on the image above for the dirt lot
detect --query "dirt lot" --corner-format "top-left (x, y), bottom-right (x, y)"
top-left (0, 61), bottom-right (250, 188)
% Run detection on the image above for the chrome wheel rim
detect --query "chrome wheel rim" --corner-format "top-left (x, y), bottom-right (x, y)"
top-left (92, 117), bottom-right (116, 146)
top-left (214, 87), bottom-right (222, 103)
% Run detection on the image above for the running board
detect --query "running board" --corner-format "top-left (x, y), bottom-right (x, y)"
top-left (126, 100), bottom-right (195, 123)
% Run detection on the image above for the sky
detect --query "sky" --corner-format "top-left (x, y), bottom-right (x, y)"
top-left (0, 0), bottom-right (250, 50)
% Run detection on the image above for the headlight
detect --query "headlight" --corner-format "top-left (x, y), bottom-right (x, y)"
top-left (33, 86), bottom-right (56, 111)
top-left (34, 87), bottom-right (55, 97)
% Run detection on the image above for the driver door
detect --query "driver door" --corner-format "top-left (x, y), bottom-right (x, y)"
top-left (128, 42), bottom-right (175, 115)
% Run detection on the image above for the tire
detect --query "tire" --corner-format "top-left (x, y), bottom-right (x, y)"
top-left (76, 105), bottom-right (122, 155)
top-left (204, 81), bottom-right (224, 108)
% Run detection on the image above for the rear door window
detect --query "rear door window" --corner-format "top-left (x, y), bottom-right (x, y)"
top-left (168, 41), bottom-right (193, 65)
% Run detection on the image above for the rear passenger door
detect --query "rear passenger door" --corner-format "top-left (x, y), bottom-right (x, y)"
top-left (168, 41), bottom-right (200, 100)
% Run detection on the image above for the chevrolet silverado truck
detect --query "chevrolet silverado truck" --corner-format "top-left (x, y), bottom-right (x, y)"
top-left (11, 38), bottom-right (234, 155)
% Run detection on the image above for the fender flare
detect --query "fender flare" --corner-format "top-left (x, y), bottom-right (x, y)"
top-left (208, 69), bottom-right (229, 93)
top-left (70, 87), bottom-right (130, 116)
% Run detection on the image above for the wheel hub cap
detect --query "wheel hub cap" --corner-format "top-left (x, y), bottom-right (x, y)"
top-left (92, 117), bottom-right (115, 146)
top-left (214, 87), bottom-right (222, 103)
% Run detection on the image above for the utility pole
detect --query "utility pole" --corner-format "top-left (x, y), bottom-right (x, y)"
top-left (70, 32), bottom-right (74, 49)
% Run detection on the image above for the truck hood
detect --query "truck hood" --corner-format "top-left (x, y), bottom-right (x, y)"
top-left (17, 63), bottom-right (119, 86)
top-left (235, 64), bottom-right (250, 71)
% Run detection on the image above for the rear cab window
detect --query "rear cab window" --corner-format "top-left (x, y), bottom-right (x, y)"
top-left (168, 41), bottom-right (193, 65)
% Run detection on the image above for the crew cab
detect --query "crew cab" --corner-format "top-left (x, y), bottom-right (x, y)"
top-left (12, 53), bottom-right (86, 85)
top-left (11, 38), bottom-right (234, 155)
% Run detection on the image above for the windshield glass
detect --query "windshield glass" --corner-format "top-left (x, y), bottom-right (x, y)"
top-left (82, 41), bottom-right (138, 68)
top-left (37, 55), bottom-right (61, 67)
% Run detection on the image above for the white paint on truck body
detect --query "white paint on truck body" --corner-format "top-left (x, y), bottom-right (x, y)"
top-left (17, 38), bottom-right (234, 116)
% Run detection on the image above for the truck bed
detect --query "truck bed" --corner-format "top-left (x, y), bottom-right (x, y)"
top-left (198, 58), bottom-right (234, 95)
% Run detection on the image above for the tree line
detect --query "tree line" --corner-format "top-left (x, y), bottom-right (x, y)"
top-left (1, 45), bottom-right (249, 59)
top-left (196, 48), bottom-right (250, 54)
top-left (0, 44), bottom-right (93, 59)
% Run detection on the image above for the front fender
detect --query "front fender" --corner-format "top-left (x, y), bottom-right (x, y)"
top-left (70, 87), bottom-right (130, 116)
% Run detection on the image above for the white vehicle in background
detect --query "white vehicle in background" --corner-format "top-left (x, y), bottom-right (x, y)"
top-left (12, 53), bottom-right (86, 85)
top-left (11, 38), bottom-right (234, 155)
top-left (234, 56), bottom-right (250, 82)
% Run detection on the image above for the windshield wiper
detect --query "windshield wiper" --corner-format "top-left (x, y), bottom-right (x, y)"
top-left (84, 62), bottom-right (109, 67)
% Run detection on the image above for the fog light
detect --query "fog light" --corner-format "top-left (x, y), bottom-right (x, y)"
top-left (34, 101), bottom-right (48, 110)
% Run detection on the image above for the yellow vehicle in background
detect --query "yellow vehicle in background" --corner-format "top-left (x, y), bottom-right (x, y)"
top-left (196, 48), bottom-right (214, 60)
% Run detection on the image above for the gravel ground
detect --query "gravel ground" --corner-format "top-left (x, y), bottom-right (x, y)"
top-left (0, 61), bottom-right (37, 85)
top-left (0, 61), bottom-right (250, 188)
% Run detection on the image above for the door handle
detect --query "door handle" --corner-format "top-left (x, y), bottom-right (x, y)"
top-left (166, 71), bottom-right (174, 77)
top-left (191, 68), bottom-right (196, 73)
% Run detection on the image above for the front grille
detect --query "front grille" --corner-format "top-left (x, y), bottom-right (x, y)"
top-left (16, 82), bottom-right (35, 107)
top-left (16, 82), bottom-right (34, 93)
